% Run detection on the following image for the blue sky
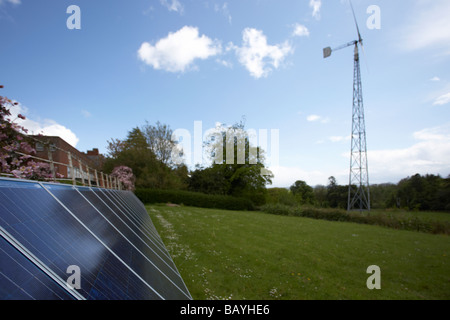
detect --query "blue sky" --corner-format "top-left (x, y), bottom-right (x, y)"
top-left (1, 0), bottom-right (450, 187)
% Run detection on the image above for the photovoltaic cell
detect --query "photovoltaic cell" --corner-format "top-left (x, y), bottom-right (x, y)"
top-left (0, 178), bottom-right (191, 300)
top-left (0, 236), bottom-right (75, 300)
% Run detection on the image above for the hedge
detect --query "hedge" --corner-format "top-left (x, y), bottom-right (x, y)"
top-left (135, 188), bottom-right (255, 211)
top-left (260, 204), bottom-right (450, 235)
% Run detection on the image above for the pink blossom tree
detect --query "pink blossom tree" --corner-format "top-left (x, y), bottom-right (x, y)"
top-left (1, 86), bottom-right (54, 180)
top-left (110, 165), bottom-right (136, 191)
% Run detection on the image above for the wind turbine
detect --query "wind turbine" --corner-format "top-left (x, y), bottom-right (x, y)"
top-left (323, 1), bottom-right (371, 213)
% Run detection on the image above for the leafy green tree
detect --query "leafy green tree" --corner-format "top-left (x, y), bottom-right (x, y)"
top-left (313, 185), bottom-right (328, 207)
top-left (188, 165), bottom-right (230, 195)
top-left (104, 127), bottom-right (187, 190)
top-left (369, 183), bottom-right (397, 209)
top-left (265, 188), bottom-right (297, 206)
top-left (290, 180), bottom-right (315, 205)
top-left (392, 174), bottom-right (449, 211)
top-left (326, 176), bottom-right (348, 209)
top-left (189, 120), bottom-right (272, 206)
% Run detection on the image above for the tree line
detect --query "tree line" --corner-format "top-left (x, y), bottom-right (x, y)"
top-left (267, 174), bottom-right (450, 211)
top-left (103, 120), bottom-right (272, 206)
top-left (105, 119), bottom-right (449, 212)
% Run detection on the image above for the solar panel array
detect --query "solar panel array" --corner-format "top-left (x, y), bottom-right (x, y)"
top-left (0, 177), bottom-right (192, 300)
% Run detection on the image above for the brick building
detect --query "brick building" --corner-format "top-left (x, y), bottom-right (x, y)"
top-left (32, 135), bottom-right (105, 185)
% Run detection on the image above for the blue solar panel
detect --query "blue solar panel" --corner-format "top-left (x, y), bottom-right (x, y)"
top-left (0, 178), bottom-right (191, 300)
top-left (0, 235), bottom-right (75, 300)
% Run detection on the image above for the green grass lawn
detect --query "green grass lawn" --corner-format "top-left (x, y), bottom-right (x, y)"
top-left (147, 204), bottom-right (450, 300)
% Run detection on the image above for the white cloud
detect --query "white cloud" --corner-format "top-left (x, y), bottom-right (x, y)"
top-left (329, 135), bottom-right (351, 143)
top-left (399, 0), bottom-right (450, 54)
top-left (232, 28), bottom-right (293, 79)
top-left (292, 23), bottom-right (310, 37)
top-left (0, 0), bottom-right (21, 5)
top-left (307, 115), bottom-right (320, 122)
top-left (430, 76), bottom-right (441, 82)
top-left (309, 0), bottom-right (322, 20)
top-left (8, 103), bottom-right (80, 148)
top-left (138, 26), bottom-right (222, 73)
top-left (81, 109), bottom-right (92, 118)
top-left (368, 124), bottom-right (450, 182)
top-left (433, 92), bottom-right (450, 106)
top-left (216, 58), bottom-right (232, 68)
top-left (215, 2), bottom-right (232, 25)
top-left (160, 0), bottom-right (184, 14)
top-left (307, 114), bottom-right (330, 123)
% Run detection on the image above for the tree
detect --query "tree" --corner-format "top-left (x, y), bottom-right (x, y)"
top-left (326, 176), bottom-right (348, 209)
top-left (188, 165), bottom-right (230, 195)
top-left (189, 120), bottom-right (273, 206)
top-left (392, 174), bottom-right (449, 211)
top-left (104, 127), bottom-right (188, 190)
top-left (1, 87), bottom-right (54, 180)
top-left (265, 188), bottom-right (297, 206)
top-left (313, 185), bottom-right (328, 207)
top-left (142, 121), bottom-right (177, 166)
top-left (106, 138), bottom-right (126, 159)
top-left (369, 183), bottom-right (397, 209)
top-left (290, 180), bottom-right (315, 205)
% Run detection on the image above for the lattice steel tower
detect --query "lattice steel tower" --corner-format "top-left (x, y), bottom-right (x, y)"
top-left (323, 2), bottom-right (370, 212)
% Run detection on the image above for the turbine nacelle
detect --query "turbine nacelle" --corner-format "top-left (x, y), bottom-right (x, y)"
top-left (323, 1), bottom-right (364, 62)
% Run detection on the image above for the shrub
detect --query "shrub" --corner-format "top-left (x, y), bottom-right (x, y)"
top-left (260, 204), bottom-right (450, 235)
top-left (135, 188), bottom-right (255, 211)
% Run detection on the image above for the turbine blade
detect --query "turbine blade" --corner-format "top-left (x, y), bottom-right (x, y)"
top-left (360, 42), bottom-right (370, 74)
top-left (350, 0), bottom-right (362, 43)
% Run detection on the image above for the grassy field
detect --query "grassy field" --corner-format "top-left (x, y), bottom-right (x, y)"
top-left (147, 204), bottom-right (450, 300)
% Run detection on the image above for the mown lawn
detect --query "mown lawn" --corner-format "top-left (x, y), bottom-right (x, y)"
top-left (147, 204), bottom-right (450, 300)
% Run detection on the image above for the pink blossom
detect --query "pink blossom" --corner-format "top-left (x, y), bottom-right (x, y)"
top-left (12, 170), bottom-right (22, 178)
top-left (11, 158), bottom-right (22, 166)
top-left (3, 145), bottom-right (14, 152)
top-left (110, 166), bottom-right (136, 191)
